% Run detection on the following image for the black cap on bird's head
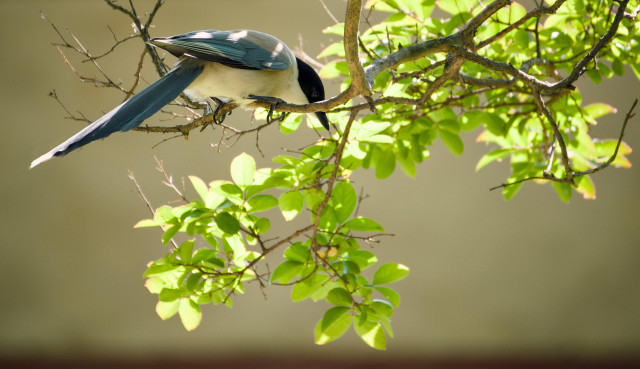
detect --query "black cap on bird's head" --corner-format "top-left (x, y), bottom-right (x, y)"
top-left (295, 58), bottom-right (330, 130)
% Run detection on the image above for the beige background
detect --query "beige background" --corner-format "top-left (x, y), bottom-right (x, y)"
top-left (1, 0), bottom-right (639, 362)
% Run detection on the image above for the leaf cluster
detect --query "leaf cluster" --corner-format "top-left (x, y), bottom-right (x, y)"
top-left (137, 152), bottom-right (407, 349)
top-left (319, 0), bottom-right (637, 200)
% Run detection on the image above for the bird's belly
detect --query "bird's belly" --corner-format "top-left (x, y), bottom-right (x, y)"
top-left (185, 63), bottom-right (307, 108)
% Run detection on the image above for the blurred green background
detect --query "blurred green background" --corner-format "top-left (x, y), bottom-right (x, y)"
top-left (1, 0), bottom-right (639, 363)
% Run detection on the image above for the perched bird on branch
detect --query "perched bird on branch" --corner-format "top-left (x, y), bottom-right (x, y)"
top-left (31, 29), bottom-right (329, 168)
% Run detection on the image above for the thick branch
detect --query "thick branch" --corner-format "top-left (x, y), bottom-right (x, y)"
top-left (344, 0), bottom-right (370, 96)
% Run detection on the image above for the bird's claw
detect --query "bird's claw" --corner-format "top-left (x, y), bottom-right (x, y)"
top-left (201, 97), bottom-right (234, 132)
top-left (248, 95), bottom-right (288, 124)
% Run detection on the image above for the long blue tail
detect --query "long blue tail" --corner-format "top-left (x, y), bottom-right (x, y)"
top-left (30, 60), bottom-right (204, 168)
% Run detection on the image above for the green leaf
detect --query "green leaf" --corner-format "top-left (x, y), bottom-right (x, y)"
top-left (185, 272), bottom-right (202, 291)
top-left (279, 191), bottom-right (304, 221)
top-left (189, 176), bottom-right (208, 201)
top-left (476, 148), bottom-right (516, 172)
top-left (483, 112), bottom-right (508, 136)
top-left (230, 152), bottom-right (255, 188)
top-left (576, 175), bottom-right (596, 200)
top-left (439, 129), bottom-right (464, 156)
top-left (314, 306), bottom-right (352, 345)
top-left (162, 224), bottom-right (180, 245)
top-left (246, 194), bottom-right (278, 213)
top-left (586, 69), bottom-right (601, 85)
top-left (375, 286), bottom-right (401, 307)
top-left (178, 298), bottom-right (202, 331)
top-left (323, 23), bottom-right (345, 35)
top-left (331, 181), bottom-right (357, 224)
top-left (317, 42), bottom-right (345, 58)
top-left (144, 263), bottom-right (181, 278)
top-left (134, 218), bottom-right (160, 228)
top-left (319, 60), bottom-right (349, 79)
top-left (496, 2), bottom-right (526, 24)
top-left (154, 205), bottom-right (177, 225)
top-left (215, 182), bottom-right (244, 202)
top-left (374, 149), bottom-right (396, 179)
top-left (280, 114), bottom-right (302, 134)
top-left (332, 261), bottom-right (361, 276)
top-left (503, 181), bottom-right (523, 201)
top-left (318, 206), bottom-right (338, 232)
top-left (292, 274), bottom-right (331, 302)
top-left (354, 319), bottom-right (386, 350)
top-left (460, 110), bottom-right (484, 131)
top-left (326, 288), bottom-right (353, 306)
top-left (612, 58), bottom-right (625, 76)
top-left (371, 301), bottom-right (394, 320)
top-left (584, 103), bottom-right (617, 120)
top-left (205, 191), bottom-right (226, 210)
top-left (159, 287), bottom-right (190, 302)
top-left (342, 217), bottom-right (385, 232)
top-left (514, 28), bottom-right (530, 49)
top-left (192, 249), bottom-right (225, 269)
top-left (437, 0), bottom-right (476, 15)
top-left (347, 250), bottom-right (378, 270)
top-left (252, 217), bottom-right (271, 234)
top-left (177, 240), bottom-right (194, 264)
top-left (156, 300), bottom-right (179, 320)
top-left (223, 235), bottom-right (246, 262)
top-left (372, 263), bottom-right (410, 285)
top-left (284, 243), bottom-right (311, 263)
top-left (551, 181), bottom-right (572, 202)
top-left (303, 188), bottom-right (325, 213)
top-left (270, 260), bottom-right (304, 284)
top-left (214, 212), bottom-right (240, 234)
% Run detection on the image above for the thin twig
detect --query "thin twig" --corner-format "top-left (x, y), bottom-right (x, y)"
top-left (128, 171), bottom-right (179, 249)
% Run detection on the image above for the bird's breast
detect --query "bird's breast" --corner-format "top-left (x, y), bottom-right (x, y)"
top-left (185, 62), bottom-right (308, 108)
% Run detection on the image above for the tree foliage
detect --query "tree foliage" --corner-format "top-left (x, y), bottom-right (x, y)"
top-left (48, 0), bottom-right (639, 349)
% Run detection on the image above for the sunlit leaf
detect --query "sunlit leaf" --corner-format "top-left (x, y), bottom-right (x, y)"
top-left (230, 152), bottom-right (255, 188)
top-left (246, 194), bottom-right (278, 213)
top-left (178, 299), bottom-right (202, 331)
top-left (354, 319), bottom-right (386, 350)
top-left (342, 217), bottom-right (385, 232)
top-left (270, 260), bottom-right (304, 284)
top-left (439, 129), bottom-right (464, 156)
top-left (332, 181), bottom-right (357, 224)
top-left (476, 149), bottom-right (516, 172)
top-left (279, 191), bottom-right (304, 221)
top-left (314, 307), bottom-right (352, 345)
top-left (326, 288), bottom-right (353, 306)
top-left (189, 176), bottom-right (208, 202)
top-left (372, 263), bottom-right (410, 285)
top-left (375, 286), bottom-right (401, 307)
top-left (584, 103), bottom-right (617, 120)
top-left (156, 300), bottom-right (179, 320)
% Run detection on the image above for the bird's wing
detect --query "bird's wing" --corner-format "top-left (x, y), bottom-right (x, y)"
top-left (149, 30), bottom-right (293, 71)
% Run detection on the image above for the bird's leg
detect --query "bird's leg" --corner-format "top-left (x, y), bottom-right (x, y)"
top-left (201, 98), bottom-right (237, 132)
top-left (209, 97), bottom-right (227, 124)
top-left (247, 95), bottom-right (289, 124)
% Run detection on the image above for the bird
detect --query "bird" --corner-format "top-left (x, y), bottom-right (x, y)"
top-left (30, 29), bottom-right (329, 169)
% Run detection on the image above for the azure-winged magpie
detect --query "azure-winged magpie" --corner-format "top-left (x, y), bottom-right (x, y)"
top-left (30, 29), bottom-right (329, 168)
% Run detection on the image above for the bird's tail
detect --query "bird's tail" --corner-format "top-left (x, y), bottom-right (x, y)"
top-left (30, 59), bottom-right (204, 169)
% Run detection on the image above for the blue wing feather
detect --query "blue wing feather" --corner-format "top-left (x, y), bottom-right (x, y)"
top-left (150, 30), bottom-right (291, 71)
top-left (30, 60), bottom-right (203, 168)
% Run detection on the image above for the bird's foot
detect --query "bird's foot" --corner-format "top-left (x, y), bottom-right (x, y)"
top-left (248, 95), bottom-right (289, 124)
top-left (201, 98), bottom-right (237, 131)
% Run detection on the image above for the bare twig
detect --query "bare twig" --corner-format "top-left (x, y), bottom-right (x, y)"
top-left (128, 171), bottom-right (179, 249)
